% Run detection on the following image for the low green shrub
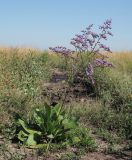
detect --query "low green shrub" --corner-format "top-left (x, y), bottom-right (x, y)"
top-left (69, 100), bottom-right (132, 140)
top-left (94, 68), bottom-right (132, 111)
top-left (96, 128), bottom-right (120, 145)
top-left (15, 103), bottom-right (96, 151)
top-left (86, 106), bottom-right (132, 139)
top-left (0, 51), bottom-right (51, 98)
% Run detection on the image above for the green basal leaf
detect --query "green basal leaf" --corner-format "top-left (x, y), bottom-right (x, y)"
top-left (26, 134), bottom-right (37, 146)
top-left (18, 130), bottom-right (28, 142)
top-left (35, 108), bottom-right (40, 112)
top-left (62, 119), bottom-right (77, 129)
top-left (72, 136), bottom-right (81, 143)
top-left (33, 111), bottom-right (44, 127)
top-left (58, 115), bottom-right (64, 122)
top-left (47, 134), bottom-right (54, 139)
top-left (18, 119), bottom-right (41, 135)
top-left (45, 103), bottom-right (52, 118)
top-left (54, 104), bottom-right (61, 116)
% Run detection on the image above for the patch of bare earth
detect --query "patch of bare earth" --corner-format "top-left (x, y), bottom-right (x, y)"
top-left (81, 151), bottom-right (132, 160)
top-left (81, 153), bottom-right (117, 160)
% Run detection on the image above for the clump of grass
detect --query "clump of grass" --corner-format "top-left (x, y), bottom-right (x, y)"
top-left (94, 68), bottom-right (132, 111)
top-left (96, 128), bottom-right (121, 144)
top-left (69, 99), bottom-right (132, 140)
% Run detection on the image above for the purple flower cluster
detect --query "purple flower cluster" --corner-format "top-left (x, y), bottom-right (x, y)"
top-left (70, 19), bottom-right (113, 53)
top-left (70, 24), bottom-right (98, 51)
top-left (49, 46), bottom-right (73, 56)
top-left (86, 63), bottom-right (95, 84)
top-left (85, 58), bottom-right (114, 84)
top-left (99, 44), bottom-right (112, 52)
top-left (49, 19), bottom-right (114, 85)
top-left (99, 19), bottom-right (113, 47)
top-left (94, 59), bottom-right (114, 67)
top-left (99, 19), bottom-right (112, 30)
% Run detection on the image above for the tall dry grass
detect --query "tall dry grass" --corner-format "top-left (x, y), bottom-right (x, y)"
top-left (109, 51), bottom-right (132, 76)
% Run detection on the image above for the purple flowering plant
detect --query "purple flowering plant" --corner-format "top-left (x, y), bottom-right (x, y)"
top-left (50, 19), bottom-right (114, 84)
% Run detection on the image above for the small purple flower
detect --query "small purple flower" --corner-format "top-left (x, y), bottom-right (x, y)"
top-left (107, 31), bottom-right (113, 36)
top-left (86, 63), bottom-right (95, 84)
top-left (70, 41), bottom-right (75, 45)
top-left (94, 50), bottom-right (102, 55)
top-left (95, 59), bottom-right (114, 67)
top-left (105, 19), bottom-right (112, 25)
top-left (81, 30), bottom-right (86, 33)
top-left (86, 24), bottom-right (93, 30)
top-left (100, 34), bottom-right (107, 40)
top-left (86, 63), bottom-right (93, 76)
top-left (75, 35), bottom-right (84, 39)
top-left (99, 25), bottom-right (105, 30)
top-left (99, 19), bottom-right (112, 30)
top-left (86, 31), bottom-right (91, 35)
top-left (99, 44), bottom-right (112, 52)
top-left (49, 46), bottom-right (73, 56)
top-left (91, 32), bottom-right (99, 38)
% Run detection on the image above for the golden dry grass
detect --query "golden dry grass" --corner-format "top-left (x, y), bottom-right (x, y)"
top-left (108, 51), bottom-right (132, 75)
top-left (0, 47), bottom-right (42, 60)
top-left (0, 47), bottom-right (131, 72)
top-left (108, 51), bottom-right (132, 60)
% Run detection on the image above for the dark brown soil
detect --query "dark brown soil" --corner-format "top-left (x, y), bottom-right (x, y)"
top-left (42, 70), bottom-right (94, 106)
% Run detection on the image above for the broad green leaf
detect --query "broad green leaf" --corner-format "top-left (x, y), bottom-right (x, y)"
top-left (35, 108), bottom-right (40, 112)
top-left (54, 104), bottom-right (61, 116)
top-left (58, 115), bottom-right (64, 123)
top-left (45, 104), bottom-right (52, 118)
top-left (62, 119), bottom-right (76, 129)
top-left (33, 111), bottom-right (44, 127)
top-left (72, 137), bottom-right (81, 143)
top-left (18, 119), bottom-right (41, 135)
top-left (18, 130), bottom-right (28, 142)
top-left (26, 134), bottom-right (37, 146)
top-left (47, 134), bottom-right (54, 139)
